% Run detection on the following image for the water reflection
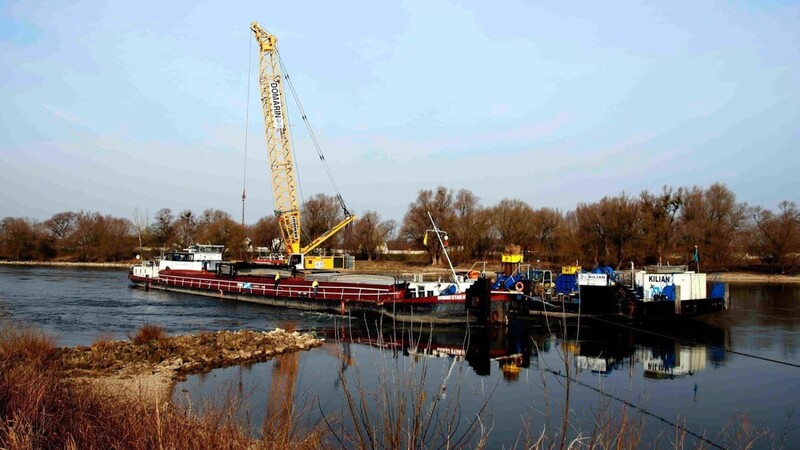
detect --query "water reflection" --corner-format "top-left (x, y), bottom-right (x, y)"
top-left (638, 345), bottom-right (706, 379)
top-left (174, 317), bottom-right (733, 448)
top-left (571, 319), bottom-right (726, 379)
top-left (319, 317), bottom-right (727, 382)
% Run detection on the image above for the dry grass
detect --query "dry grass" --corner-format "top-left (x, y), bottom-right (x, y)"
top-left (0, 325), bottom-right (56, 368)
top-left (0, 324), bottom-right (326, 450)
top-left (129, 323), bottom-right (167, 345)
top-left (90, 332), bottom-right (117, 362)
top-left (583, 399), bottom-right (647, 449)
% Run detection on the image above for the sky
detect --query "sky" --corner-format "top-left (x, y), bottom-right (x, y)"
top-left (1, 0), bottom-right (799, 226)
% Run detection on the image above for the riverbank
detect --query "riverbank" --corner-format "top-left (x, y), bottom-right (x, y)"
top-left (59, 327), bottom-right (324, 404)
top-left (712, 272), bottom-right (800, 284)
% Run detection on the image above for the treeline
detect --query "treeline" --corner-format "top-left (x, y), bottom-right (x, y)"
top-left (402, 183), bottom-right (799, 274)
top-left (2, 183), bottom-right (799, 274)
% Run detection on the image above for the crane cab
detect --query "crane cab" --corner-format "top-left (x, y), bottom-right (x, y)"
top-left (289, 253), bottom-right (351, 270)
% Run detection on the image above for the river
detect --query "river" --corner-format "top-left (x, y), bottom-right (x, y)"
top-left (2, 265), bottom-right (799, 448)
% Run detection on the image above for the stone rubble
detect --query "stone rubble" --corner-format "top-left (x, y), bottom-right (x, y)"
top-left (59, 328), bottom-right (325, 385)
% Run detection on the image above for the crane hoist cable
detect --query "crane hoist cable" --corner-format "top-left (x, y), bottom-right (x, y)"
top-left (241, 36), bottom-right (253, 229)
top-left (275, 51), bottom-right (339, 250)
top-left (277, 51), bottom-right (351, 217)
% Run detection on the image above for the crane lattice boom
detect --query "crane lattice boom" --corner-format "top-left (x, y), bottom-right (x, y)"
top-left (251, 21), bottom-right (301, 255)
top-left (251, 21), bottom-right (356, 264)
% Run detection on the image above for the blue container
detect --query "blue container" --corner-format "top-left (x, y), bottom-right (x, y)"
top-left (555, 274), bottom-right (578, 295)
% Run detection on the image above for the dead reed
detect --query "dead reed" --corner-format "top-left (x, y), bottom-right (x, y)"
top-left (327, 317), bottom-right (493, 449)
top-left (129, 323), bottom-right (167, 345)
top-left (0, 323), bottom-right (326, 450)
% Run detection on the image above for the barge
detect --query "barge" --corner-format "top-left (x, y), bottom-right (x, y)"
top-left (129, 244), bottom-right (481, 324)
top-left (466, 248), bottom-right (727, 323)
top-left (572, 264), bottom-right (728, 321)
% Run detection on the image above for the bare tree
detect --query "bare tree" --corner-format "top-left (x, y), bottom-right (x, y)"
top-left (528, 207), bottom-right (565, 263)
top-left (449, 189), bottom-right (491, 263)
top-left (555, 210), bottom-right (584, 266)
top-left (151, 208), bottom-right (174, 250)
top-left (250, 215), bottom-right (283, 252)
top-left (131, 208), bottom-right (149, 256)
top-left (71, 212), bottom-right (104, 261)
top-left (197, 209), bottom-right (244, 256)
top-left (301, 193), bottom-right (346, 253)
top-left (97, 216), bottom-right (135, 261)
top-left (677, 183), bottom-right (747, 269)
top-left (0, 217), bottom-right (38, 260)
top-left (44, 211), bottom-right (78, 240)
top-left (348, 211), bottom-right (396, 260)
top-left (601, 194), bottom-right (641, 269)
top-left (175, 209), bottom-right (198, 248)
top-left (574, 194), bottom-right (640, 269)
top-left (400, 186), bottom-right (456, 266)
top-left (638, 186), bottom-right (683, 265)
top-left (749, 201), bottom-right (800, 274)
top-left (490, 199), bottom-right (535, 251)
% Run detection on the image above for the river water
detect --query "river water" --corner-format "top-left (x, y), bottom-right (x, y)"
top-left (2, 265), bottom-right (799, 448)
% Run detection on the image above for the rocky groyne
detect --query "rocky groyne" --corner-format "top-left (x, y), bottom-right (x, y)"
top-left (58, 328), bottom-right (324, 402)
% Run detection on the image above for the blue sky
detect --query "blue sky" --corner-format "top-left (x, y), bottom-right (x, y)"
top-left (1, 0), bottom-right (798, 225)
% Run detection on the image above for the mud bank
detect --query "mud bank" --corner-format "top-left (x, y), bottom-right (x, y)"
top-left (58, 329), bottom-right (324, 403)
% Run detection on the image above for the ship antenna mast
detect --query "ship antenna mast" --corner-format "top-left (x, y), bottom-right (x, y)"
top-left (427, 211), bottom-right (458, 284)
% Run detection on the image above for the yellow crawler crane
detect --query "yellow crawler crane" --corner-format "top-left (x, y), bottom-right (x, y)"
top-left (251, 22), bottom-right (355, 270)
